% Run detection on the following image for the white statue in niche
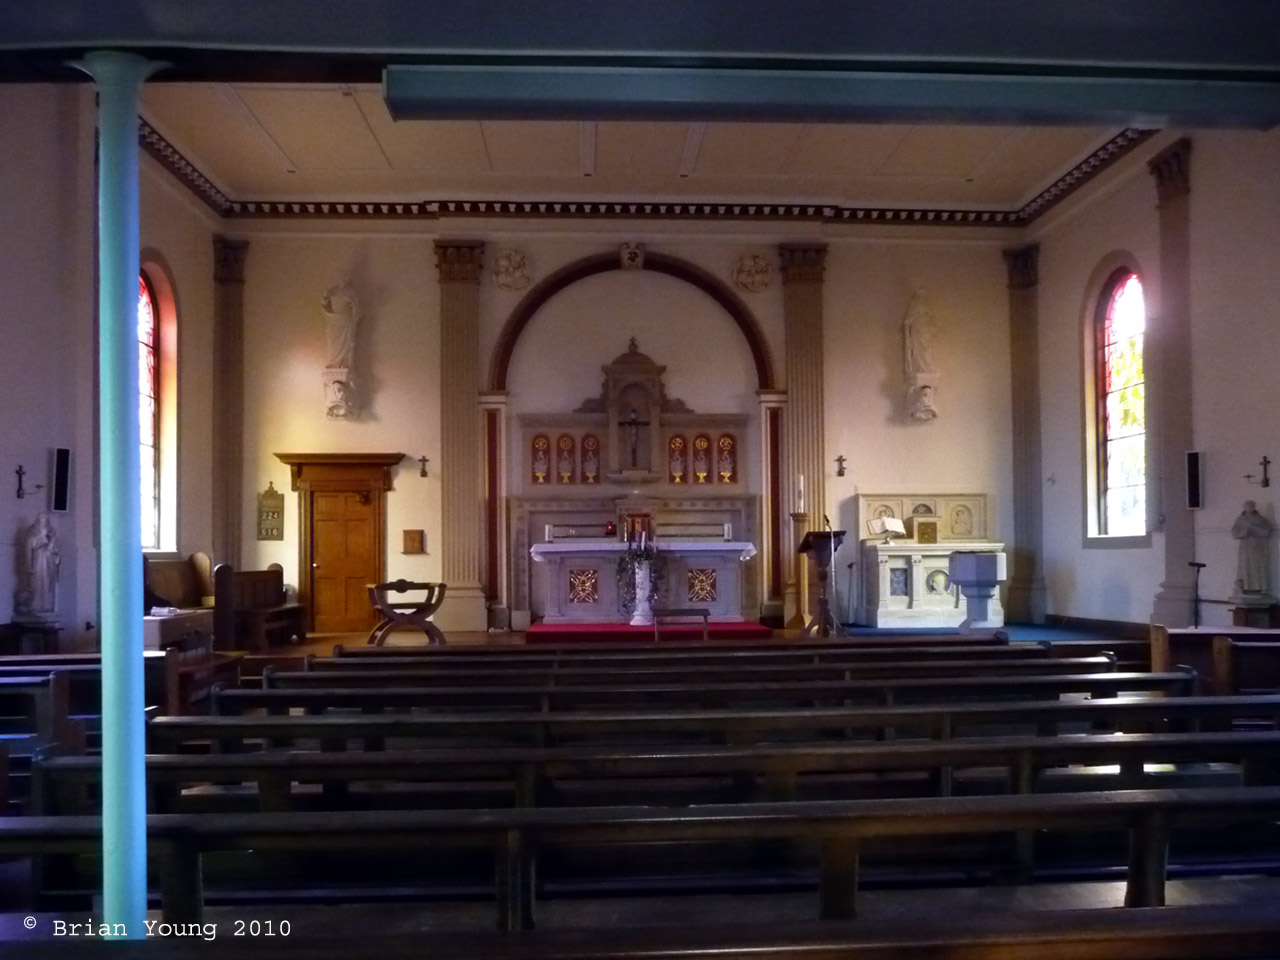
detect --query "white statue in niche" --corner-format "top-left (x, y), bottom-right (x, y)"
top-left (321, 279), bottom-right (360, 418)
top-left (903, 290), bottom-right (940, 421)
top-left (15, 511), bottom-right (60, 624)
top-left (492, 248), bottom-right (532, 291)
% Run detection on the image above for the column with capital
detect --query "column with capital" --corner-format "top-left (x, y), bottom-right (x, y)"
top-left (213, 235), bottom-right (248, 567)
top-left (779, 243), bottom-right (827, 629)
top-left (1148, 139), bottom-right (1197, 627)
top-left (1003, 243), bottom-right (1046, 623)
top-left (434, 240), bottom-right (489, 631)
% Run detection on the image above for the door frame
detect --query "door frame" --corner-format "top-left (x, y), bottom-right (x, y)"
top-left (274, 452), bottom-right (405, 631)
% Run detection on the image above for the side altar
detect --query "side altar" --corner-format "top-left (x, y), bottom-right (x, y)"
top-left (853, 491), bottom-right (1006, 628)
top-left (530, 539), bottom-right (757, 625)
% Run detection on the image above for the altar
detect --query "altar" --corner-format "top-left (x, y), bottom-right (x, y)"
top-left (530, 539), bottom-right (757, 624)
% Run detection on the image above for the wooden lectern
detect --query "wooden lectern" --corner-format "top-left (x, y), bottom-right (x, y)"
top-left (799, 530), bottom-right (845, 637)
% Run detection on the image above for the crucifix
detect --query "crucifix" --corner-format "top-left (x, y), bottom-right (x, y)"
top-left (15, 464), bottom-right (26, 499)
top-left (417, 455), bottom-right (429, 477)
top-left (621, 407), bottom-right (650, 469)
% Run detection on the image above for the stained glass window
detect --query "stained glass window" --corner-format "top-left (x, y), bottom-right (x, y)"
top-left (138, 274), bottom-right (160, 549)
top-left (1096, 271), bottom-right (1146, 536)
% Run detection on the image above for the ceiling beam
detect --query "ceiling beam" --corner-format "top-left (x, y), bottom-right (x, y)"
top-left (384, 65), bottom-right (1280, 129)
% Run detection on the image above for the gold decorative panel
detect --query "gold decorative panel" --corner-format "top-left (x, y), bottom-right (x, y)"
top-left (568, 569), bottom-right (599, 604)
top-left (687, 568), bottom-right (718, 603)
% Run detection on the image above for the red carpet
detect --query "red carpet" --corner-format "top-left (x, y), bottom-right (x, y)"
top-left (526, 621), bottom-right (774, 644)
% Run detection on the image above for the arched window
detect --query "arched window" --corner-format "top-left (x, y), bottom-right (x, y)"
top-left (138, 273), bottom-right (161, 549)
top-left (1094, 270), bottom-right (1146, 536)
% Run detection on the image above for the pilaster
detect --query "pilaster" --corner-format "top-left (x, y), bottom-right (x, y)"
top-left (1147, 139), bottom-right (1197, 628)
top-left (212, 235), bottom-right (248, 568)
top-left (1002, 243), bottom-right (1046, 623)
top-left (434, 239), bottom-right (488, 632)
top-left (779, 242), bottom-right (827, 627)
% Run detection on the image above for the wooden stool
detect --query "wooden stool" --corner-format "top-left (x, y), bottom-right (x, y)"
top-left (652, 607), bottom-right (710, 642)
top-left (366, 580), bottom-right (447, 646)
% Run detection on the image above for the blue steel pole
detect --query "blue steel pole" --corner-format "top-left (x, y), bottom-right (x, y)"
top-left (73, 50), bottom-right (161, 939)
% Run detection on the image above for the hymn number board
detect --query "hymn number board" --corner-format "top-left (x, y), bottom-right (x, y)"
top-left (257, 481), bottom-right (284, 540)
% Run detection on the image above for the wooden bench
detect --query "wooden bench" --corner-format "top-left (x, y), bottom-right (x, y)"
top-left (212, 563), bottom-right (306, 652)
top-left (310, 642), bottom-right (1054, 672)
top-left (6, 785), bottom-right (1280, 926)
top-left (1151, 624), bottom-right (1280, 692)
top-left (151, 692), bottom-right (1280, 754)
top-left (286, 655), bottom-right (1116, 689)
top-left (331, 633), bottom-right (1016, 659)
top-left (143, 551), bottom-right (214, 611)
top-left (0, 641), bottom-right (238, 719)
top-left (652, 606), bottom-right (709, 641)
top-left (232, 669), bottom-right (1190, 714)
top-left (5, 904), bottom-right (1280, 960)
top-left (42, 729), bottom-right (1280, 817)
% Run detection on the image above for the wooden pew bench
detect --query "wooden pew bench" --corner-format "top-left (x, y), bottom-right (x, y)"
top-left (153, 693), bottom-right (1280, 754)
top-left (1212, 636), bottom-right (1280, 696)
top-left (284, 654), bottom-right (1116, 689)
top-left (40, 729), bottom-right (1280, 818)
top-left (212, 564), bottom-right (306, 652)
top-left (0, 641), bottom-right (238, 720)
top-left (7, 785), bottom-right (1280, 927)
top-left (330, 633), bottom-right (1016, 660)
top-left (312, 641), bottom-right (1054, 671)
top-left (226, 669), bottom-right (1193, 714)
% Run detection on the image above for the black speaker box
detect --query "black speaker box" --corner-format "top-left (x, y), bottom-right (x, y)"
top-left (50, 447), bottom-right (71, 512)
top-left (1186, 450), bottom-right (1203, 510)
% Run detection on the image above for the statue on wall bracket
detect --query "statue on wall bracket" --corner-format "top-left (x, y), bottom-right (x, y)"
top-left (903, 289), bottom-right (940, 422)
top-left (321, 278), bottom-right (360, 419)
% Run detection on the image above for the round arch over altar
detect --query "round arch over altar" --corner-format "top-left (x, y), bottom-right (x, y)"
top-left (488, 249), bottom-right (777, 392)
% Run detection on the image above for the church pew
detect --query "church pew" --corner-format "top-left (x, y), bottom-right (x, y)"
top-left (1211, 637), bottom-right (1280, 696)
top-left (5, 905), bottom-right (1280, 960)
top-left (1151, 625), bottom-right (1280, 692)
top-left (283, 654), bottom-right (1117, 689)
top-left (230, 670), bottom-right (1191, 714)
top-left (0, 645), bottom-right (239, 718)
top-left (331, 633), bottom-right (1015, 659)
top-left (37, 729), bottom-right (1280, 818)
top-left (312, 641), bottom-right (1054, 671)
top-left (0, 674), bottom-right (85, 754)
top-left (149, 693), bottom-right (1280, 755)
top-left (7, 785), bottom-right (1280, 927)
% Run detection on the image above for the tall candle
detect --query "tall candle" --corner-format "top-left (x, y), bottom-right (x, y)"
top-left (640, 530), bottom-right (646, 550)
top-left (796, 474), bottom-right (805, 512)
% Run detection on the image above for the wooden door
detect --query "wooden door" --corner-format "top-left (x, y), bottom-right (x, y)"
top-left (275, 453), bottom-right (405, 636)
top-left (310, 490), bottom-right (379, 633)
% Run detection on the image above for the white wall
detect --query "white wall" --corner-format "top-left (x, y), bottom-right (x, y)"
top-left (823, 237), bottom-right (1015, 620)
top-left (1034, 128), bottom-right (1280, 626)
top-left (0, 85), bottom-right (96, 636)
top-left (1034, 148), bottom-right (1163, 624)
top-left (240, 233), bottom-right (440, 591)
top-left (1188, 129), bottom-right (1280, 621)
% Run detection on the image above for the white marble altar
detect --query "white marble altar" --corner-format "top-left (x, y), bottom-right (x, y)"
top-left (530, 539), bottom-right (757, 624)
top-left (857, 539), bottom-right (1006, 628)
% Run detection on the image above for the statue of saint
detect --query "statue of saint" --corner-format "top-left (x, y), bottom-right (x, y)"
top-left (321, 279), bottom-right (360, 371)
top-left (16, 512), bottom-right (60, 621)
top-left (1232, 500), bottom-right (1274, 595)
top-left (903, 291), bottom-right (939, 380)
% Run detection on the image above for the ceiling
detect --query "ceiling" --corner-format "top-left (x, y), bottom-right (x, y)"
top-left (141, 82), bottom-right (1120, 210)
